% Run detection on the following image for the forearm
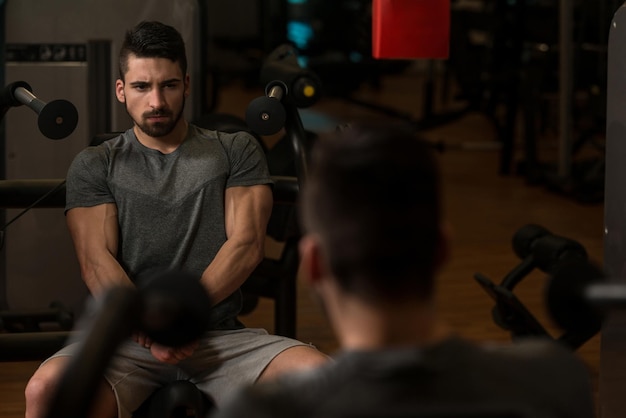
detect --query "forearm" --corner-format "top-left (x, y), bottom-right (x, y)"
top-left (200, 184), bottom-right (272, 305)
top-left (79, 251), bottom-right (134, 297)
top-left (200, 236), bottom-right (264, 305)
top-left (67, 204), bottom-right (132, 298)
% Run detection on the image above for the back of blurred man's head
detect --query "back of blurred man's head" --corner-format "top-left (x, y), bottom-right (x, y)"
top-left (301, 122), bottom-right (443, 304)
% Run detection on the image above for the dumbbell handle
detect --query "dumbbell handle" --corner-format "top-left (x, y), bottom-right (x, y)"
top-left (267, 83), bottom-right (285, 101)
top-left (1, 81), bottom-right (79, 139)
top-left (2, 81), bottom-right (32, 108)
top-left (13, 86), bottom-right (47, 114)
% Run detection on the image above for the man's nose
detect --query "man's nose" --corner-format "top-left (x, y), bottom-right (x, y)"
top-left (149, 88), bottom-right (166, 109)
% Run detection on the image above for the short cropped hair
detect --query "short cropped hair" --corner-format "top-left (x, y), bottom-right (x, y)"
top-left (118, 21), bottom-right (187, 80)
top-left (301, 122), bottom-right (441, 302)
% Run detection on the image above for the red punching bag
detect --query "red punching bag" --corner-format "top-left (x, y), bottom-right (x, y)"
top-left (372, 0), bottom-right (450, 59)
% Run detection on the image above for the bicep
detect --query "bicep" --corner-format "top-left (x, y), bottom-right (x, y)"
top-left (66, 203), bottom-right (120, 259)
top-left (224, 185), bottom-right (272, 243)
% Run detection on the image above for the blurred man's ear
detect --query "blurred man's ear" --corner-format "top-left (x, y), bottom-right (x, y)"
top-left (299, 234), bottom-right (327, 287)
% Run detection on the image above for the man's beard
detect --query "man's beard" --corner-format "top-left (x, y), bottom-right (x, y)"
top-left (129, 97), bottom-right (185, 137)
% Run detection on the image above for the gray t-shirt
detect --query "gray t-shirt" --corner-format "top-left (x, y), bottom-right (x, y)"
top-left (65, 124), bottom-right (273, 329)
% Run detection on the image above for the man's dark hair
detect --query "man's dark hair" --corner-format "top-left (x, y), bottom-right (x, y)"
top-left (119, 21), bottom-right (187, 80)
top-left (301, 122), bottom-right (441, 302)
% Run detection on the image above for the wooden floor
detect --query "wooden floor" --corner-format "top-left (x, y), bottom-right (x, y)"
top-left (0, 66), bottom-right (605, 417)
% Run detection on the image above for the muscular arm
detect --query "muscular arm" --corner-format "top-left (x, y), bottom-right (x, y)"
top-left (200, 184), bottom-right (273, 305)
top-left (66, 203), bottom-right (133, 297)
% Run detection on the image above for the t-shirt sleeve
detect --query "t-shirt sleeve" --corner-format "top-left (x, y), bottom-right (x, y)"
top-left (65, 147), bottom-right (115, 213)
top-left (223, 131), bottom-right (274, 188)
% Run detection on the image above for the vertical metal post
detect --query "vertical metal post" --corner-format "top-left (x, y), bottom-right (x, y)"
top-left (87, 40), bottom-right (111, 141)
top-left (0, 0), bottom-right (7, 310)
top-left (601, 4), bottom-right (626, 417)
top-left (558, 0), bottom-right (573, 179)
top-left (197, 0), bottom-right (209, 116)
top-left (284, 103), bottom-right (309, 190)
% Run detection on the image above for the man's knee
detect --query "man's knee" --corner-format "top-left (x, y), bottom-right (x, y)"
top-left (25, 373), bottom-right (52, 406)
top-left (25, 357), bottom-right (117, 418)
top-left (25, 358), bottom-right (67, 418)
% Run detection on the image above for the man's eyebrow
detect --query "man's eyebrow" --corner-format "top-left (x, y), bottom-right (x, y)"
top-left (128, 78), bottom-right (182, 86)
top-left (160, 78), bottom-right (182, 85)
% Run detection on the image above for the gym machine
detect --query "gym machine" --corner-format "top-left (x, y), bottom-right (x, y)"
top-left (475, 224), bottom-right (603, 350)
top-left (245, 43), bottom-right (321, 180)
top-left (512, 0), bottom-right (617, 202)
top-left (599, 3), bottom-right (626, 417)
top-left (0, 81), bottom-right (78, 353)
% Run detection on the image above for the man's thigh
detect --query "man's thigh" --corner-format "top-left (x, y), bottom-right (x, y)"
top-left (182, 328), bottom-right (311, 405)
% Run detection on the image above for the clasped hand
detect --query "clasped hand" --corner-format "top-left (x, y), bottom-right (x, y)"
top-left (134, 332), bottom-right (199, 364)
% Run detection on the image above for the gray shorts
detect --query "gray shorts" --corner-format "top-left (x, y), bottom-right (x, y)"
top-left (45, 328), bottom-right (308, 418)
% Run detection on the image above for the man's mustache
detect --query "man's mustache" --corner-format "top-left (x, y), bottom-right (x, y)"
top-left (143, 109), bottom-right (172, 118)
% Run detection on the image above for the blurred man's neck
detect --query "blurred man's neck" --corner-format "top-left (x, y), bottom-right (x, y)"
top-left (327, 289), bottom-right (452, 351)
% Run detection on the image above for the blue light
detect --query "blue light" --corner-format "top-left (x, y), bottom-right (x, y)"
top-left (287, 0), bottom-right (308, 3)
top-left (287, 21), bottom-right (314, 50)
top-left (297, 56), bottom-right (309, 68)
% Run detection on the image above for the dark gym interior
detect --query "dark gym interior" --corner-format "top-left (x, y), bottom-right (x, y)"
top-left (0, 0), bottom-right (622, 417)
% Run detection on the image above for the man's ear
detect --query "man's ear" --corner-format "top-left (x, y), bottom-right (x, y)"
top-left (299, 234), bottom-right (327, 287)
top-left (115, 79), bottom-right (126, 103)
